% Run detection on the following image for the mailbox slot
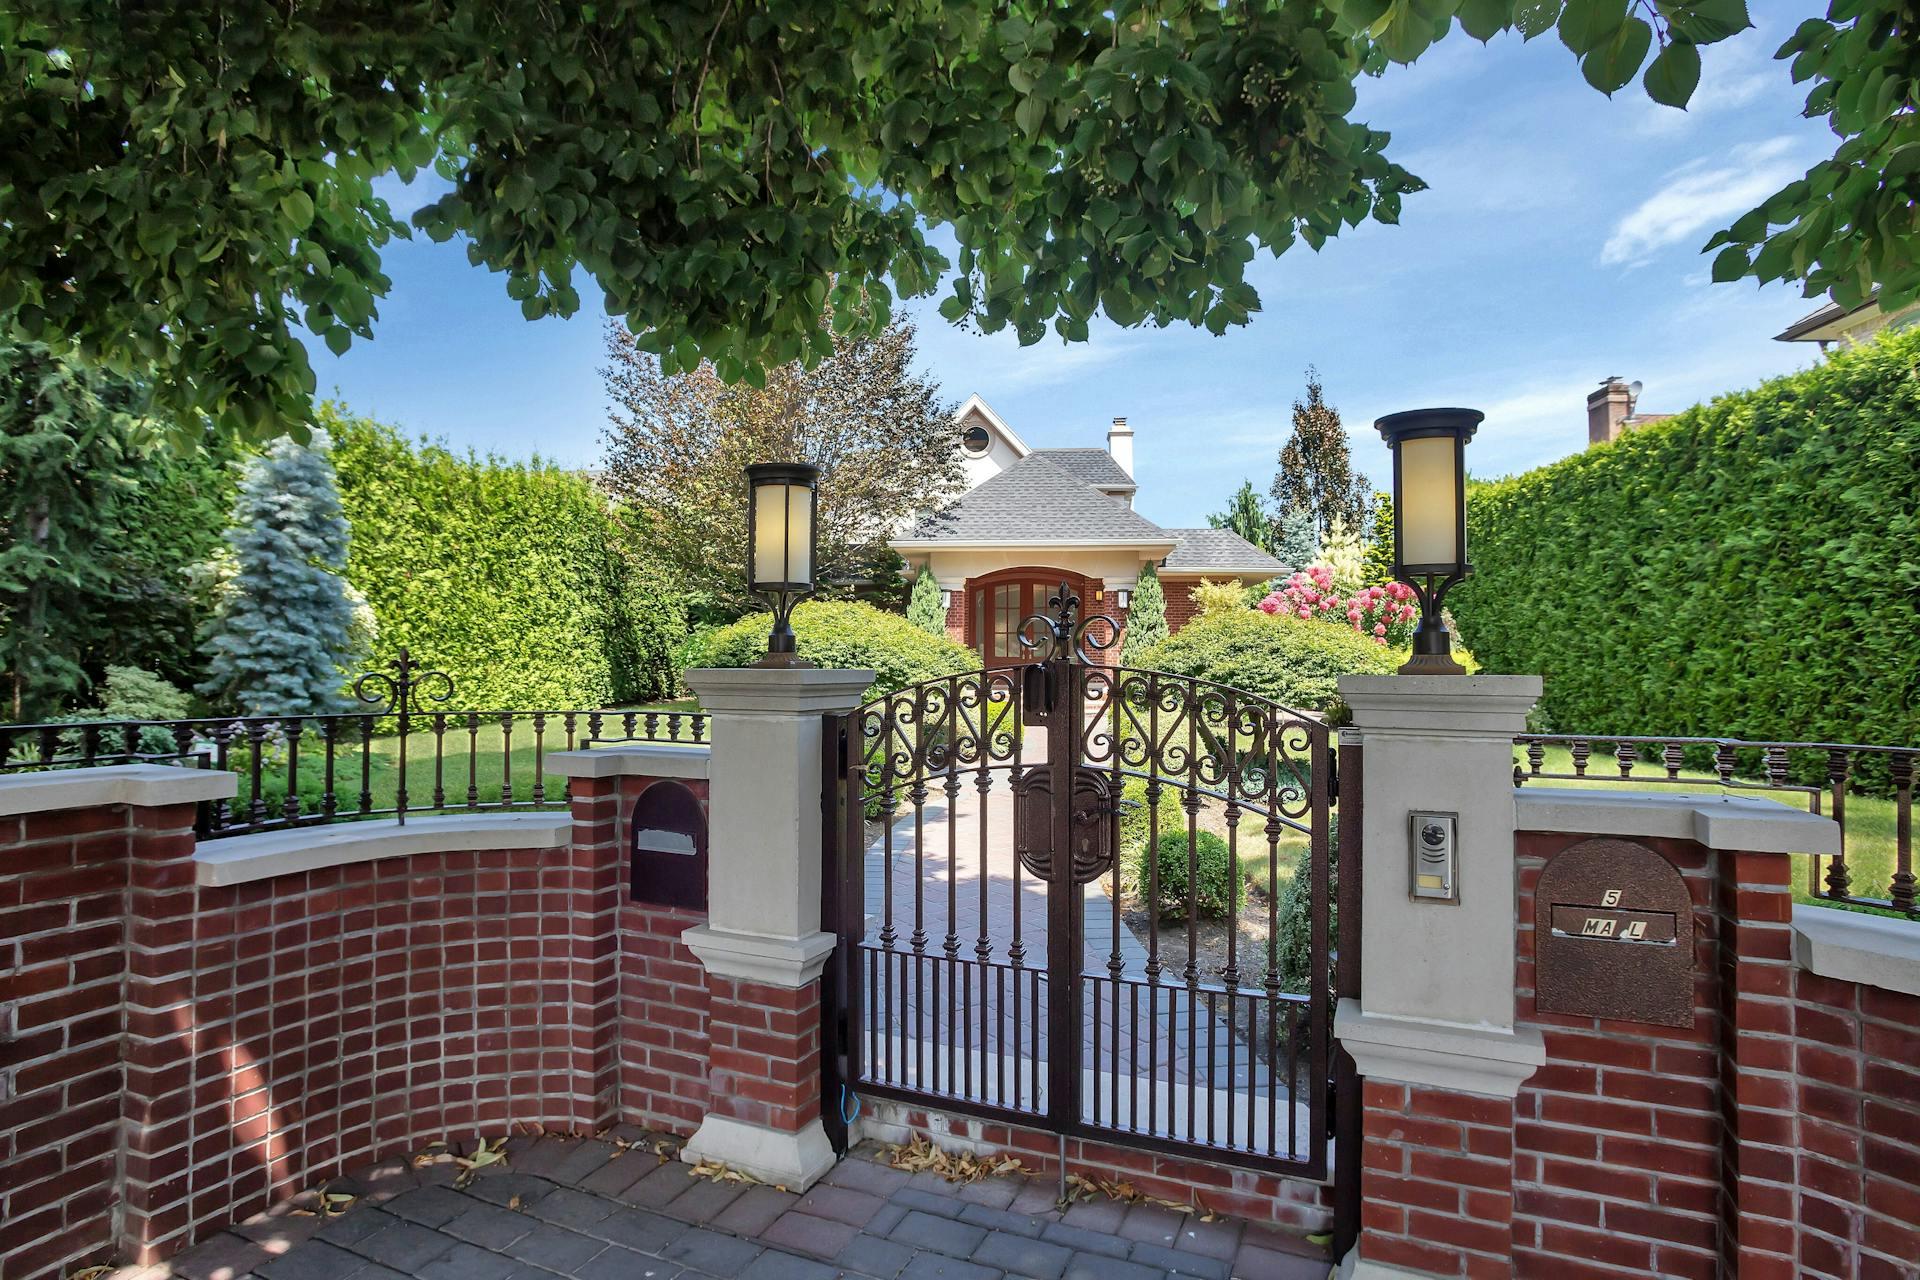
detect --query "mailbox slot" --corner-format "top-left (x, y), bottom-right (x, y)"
top-left (630, 780), bottom-right (708, 911)
top-left (1535, 837), bottom-right (1694, 1028)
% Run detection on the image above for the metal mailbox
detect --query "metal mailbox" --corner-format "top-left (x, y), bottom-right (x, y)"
top-left (629, 780), bottom-right (708, 911)
top-left (1534, 837), bottom-right (1693, 1028)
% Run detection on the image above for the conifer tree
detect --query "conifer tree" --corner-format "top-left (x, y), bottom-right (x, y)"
top-left (906, 568), bottom-right (945, 635)
top-left (200, 432), bottom-right (362, 716)
top-left (1363, 491), bottom-right (1397, 586)
top-left (1120, 564), bottom-right (1168, 665)
top-left (1207, 480), bottom-right (1278, 553)
top-left (1270, 368), bottom-right (1372, 541)
top-left (1273, 509), bottom-right (1321, 576)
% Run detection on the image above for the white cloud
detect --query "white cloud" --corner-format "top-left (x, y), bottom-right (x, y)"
top-left (1599, 137), bottom-right (1803, 266)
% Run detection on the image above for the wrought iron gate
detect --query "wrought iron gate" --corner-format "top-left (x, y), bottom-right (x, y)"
top-left (822, 584), bottom-right (1353, 1196)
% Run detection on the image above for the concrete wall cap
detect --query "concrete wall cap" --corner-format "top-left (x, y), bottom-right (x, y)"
top-left (685, 666), bottom-right (875, 714)
top-left (1793, 903), bottom-right (1920, 997)
top-left (1335, 998), bottom-right (1546, 1099)
top-left (1338, 674), bottom-right (1542, 736)
top-left (1515, 787), bottom-right (1840, 855)
top-left (681, 1114), bottom-right (837, 1192)
top-left (0, 763), bottom-right (237, 817)
top-left (193, 812), bottom-right (571, 886)
top-left (545, 743), bottom-right (710, 780)
top-left (680, 923), bottom-right (837, 989)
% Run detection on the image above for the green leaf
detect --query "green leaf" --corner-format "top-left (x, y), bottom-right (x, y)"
top-left (1515, 0), bottom-right (1561, 38)
top-left (324, 327), bottom-right (352, 356)
top-left (1581, 18), bottom-right (1652, 94)
top-left (1642, 40), bottom-right (1701, 108)
top-left (279, 190), bottom-right (315, 231)
top-left (1457, 0), bottom-right (1512, 41)
top-left (1015, 94), bottom-right (1046, 137)
top-left (1710, 245), bottom-right (1750, 282)
top-left (1559, 0), bottom-right (1629, 55)
top-left (1660, 0), bottom-right (1751, 44)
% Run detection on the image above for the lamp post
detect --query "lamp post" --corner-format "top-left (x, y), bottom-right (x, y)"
top-left (1375, 407), bottom-right (1481, 676)
top-left (745, 461), bottom-right (820, 667)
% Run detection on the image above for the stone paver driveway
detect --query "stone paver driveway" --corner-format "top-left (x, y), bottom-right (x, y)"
top-left (129, 1132), bottom-right (1330, 1280)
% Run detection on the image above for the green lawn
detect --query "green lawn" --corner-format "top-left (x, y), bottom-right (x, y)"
top-left (225, 702), bottom-right (702, 827)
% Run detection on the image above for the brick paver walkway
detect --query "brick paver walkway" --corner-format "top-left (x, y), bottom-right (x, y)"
top-left (122, 1133), bottom-right (1330, 1280)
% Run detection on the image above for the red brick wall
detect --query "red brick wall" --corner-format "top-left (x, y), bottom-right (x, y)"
top-left (860, 1099), bottom-right (1333, 1231)
top-left (1, 778), bottom-right (715, 1280)
top-left (0, 804), bottom-right (143, 1280)
top-left (1510, 830), bottom-right (1920, 1279)
top-left (1792, 970), bottom-right (1920, 1276)
top-left (1162, 575), bottom-right (1202, 634)
top-left (1360, 1081), bottom-right (1516, 1275)
top-left (1512, 832), bottom-right (1726, 1279)
top-left (707, 978), bottom-right (821, 1134)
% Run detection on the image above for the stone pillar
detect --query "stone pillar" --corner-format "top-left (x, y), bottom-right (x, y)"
top-left (677, 665), bottom-right (872, 1190)
top-left (1333, 676), bottom-right (1546, 1280)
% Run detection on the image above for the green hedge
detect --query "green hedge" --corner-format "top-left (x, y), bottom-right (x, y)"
top-left (1134, 609), bottom-right (1403, 715)
top-left (327, 408), bottom-right (683, 709)
top-left (1451, 330), bottom-right (1920, 753)
top-left (689, 600), bottom-right (977, 705)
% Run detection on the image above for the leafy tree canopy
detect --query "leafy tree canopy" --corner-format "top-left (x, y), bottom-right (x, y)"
top-left (1271, 368), bottom-right (1372, 540)
top-left (1208, 480), bottom-right (1278, 554)
top-left (6, 0), bottom-right (1869, 445)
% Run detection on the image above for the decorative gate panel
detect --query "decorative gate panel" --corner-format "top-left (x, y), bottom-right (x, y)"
top-left (822, 585), bottom-right (1346, 1186)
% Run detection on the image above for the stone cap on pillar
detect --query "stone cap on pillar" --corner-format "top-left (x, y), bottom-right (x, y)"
top-left (544, 742), bottom-right (710, 780)
top-left (1514, 788), bottom-right (1839, 854)
top-left (1339, 674), bottom-right (1542, 738)
top-left (682, 924), bottom-right (836, 989)
top-left (684, 666), bottom-right (875, 716)
top-left (0, 763), bottom-right (237, 817)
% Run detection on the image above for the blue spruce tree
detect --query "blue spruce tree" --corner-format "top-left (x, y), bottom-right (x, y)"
top-left (1273, 508), bottom-right (1321, 576)
top-left (200, 432), bottom-right (361, 716)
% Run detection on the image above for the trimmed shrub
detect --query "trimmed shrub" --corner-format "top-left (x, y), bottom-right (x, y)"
top-left (693, 600), bottom-right (977, 705)
top-left (1135, 610), bottom-right (1402, 715)
top-left (1129, 829), bottom-right (1235, 921)
top-left (1276, 814), bottom-right (1338, 993)
top-left (1120, 564), bottom-right (1168, 664)
top-left (1188, 577), bottom-right (1250, 617)
top-left (1451, 329), bottom-right (1920, 763)
top-left (328, 408), bottom-right (684, 709)
top-left (906, 568), bottom-right (945, 635)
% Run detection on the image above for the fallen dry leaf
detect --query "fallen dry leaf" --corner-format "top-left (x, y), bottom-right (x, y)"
top-left (690, 1159), bottom-right (762, 1186)
top-left (883, 1137), bottom-right (1026, 1185)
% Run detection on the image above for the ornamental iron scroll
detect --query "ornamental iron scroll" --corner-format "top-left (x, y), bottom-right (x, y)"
top-left (353, 646), bottom-right (454, 825)
top-left (1013, 766), bottom-right (1115, 885)
top-left (1016, 580), bottom-right (1120, 667)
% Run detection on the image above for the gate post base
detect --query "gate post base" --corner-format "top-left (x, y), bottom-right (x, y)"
top-left (681, 1114), bottom-right (836, 1191)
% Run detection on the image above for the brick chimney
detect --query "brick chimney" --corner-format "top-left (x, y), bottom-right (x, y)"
top-left (1107, 416), bottom-right (1134, 478)
top-left (1586, 377), bottom-right (1635, 447)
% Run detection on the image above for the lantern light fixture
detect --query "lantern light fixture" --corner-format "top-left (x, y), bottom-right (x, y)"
top-left (744, 462), bottom-right (820, 667)
top-left (1116, 588), bottom-right (1132, 610)
top-left (1375, 407), bottom-right (1481, 676)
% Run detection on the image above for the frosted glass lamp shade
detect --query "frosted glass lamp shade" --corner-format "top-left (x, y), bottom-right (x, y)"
top-left (746, 462), bottom-right (818, 592)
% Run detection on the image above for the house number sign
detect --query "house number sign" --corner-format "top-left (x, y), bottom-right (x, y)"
top-left (1534, 838), bottom-right (1694, 1028)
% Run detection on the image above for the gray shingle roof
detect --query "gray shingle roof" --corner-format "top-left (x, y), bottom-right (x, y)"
top-left (1032, 448), bottom-right (1136, 488)
top-left (1161, 528), bottom-right (1288, 576)
top-left (900, 454), bottom-right (1171, 543)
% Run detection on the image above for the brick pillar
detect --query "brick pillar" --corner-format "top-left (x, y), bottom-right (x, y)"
top-left (120, 799), bottom-right (208, 1264)
top-left (1716, 849), bottom-right (1800, 1277)
top-left (679, 665), bottom-right (871, 1190)
top-left (1334, 675), bottom-right (1545, 1279)
top-left (706, 978), bottom-right (822, 1135)
top-left (1360, 1082), bottom-right (1517, 1275)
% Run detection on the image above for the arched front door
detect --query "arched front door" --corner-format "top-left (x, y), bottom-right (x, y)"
top-left (969, 570), bottom-right (1093, 667)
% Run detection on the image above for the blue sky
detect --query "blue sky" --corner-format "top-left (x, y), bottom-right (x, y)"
top-left (312, 2), bottom-right (1831, 530)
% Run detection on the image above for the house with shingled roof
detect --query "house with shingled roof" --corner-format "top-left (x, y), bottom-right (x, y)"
top-left (891, 394), bottom-right (1286, 666)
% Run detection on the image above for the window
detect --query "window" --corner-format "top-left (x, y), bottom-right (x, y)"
top-left (993, 584), bottom-right (1022, 659)
top-left (963, 424), bottom-right (991, 455)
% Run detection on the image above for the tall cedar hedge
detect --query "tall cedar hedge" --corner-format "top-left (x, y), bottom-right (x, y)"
top-left (1452, 330), bottom-right (1920, 750)
top-left (327, 408), bottom-right (682, 709)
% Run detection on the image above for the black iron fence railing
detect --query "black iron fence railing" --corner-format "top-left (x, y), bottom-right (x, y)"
top-left (0, 707), bottom-right (708, 839)
top-left (1513, 734), bottom-right (1915, 918)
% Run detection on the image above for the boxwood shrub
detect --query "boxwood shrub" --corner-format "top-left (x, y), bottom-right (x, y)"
top-left (1132, 609), bottom-right (1402, 716)
top-left (1127, 829), bottom-right (1236, 921)
top-left (1451, 328), bottom-right (1920, 775)
top-left (692, 600), bottom-right (978, 706)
